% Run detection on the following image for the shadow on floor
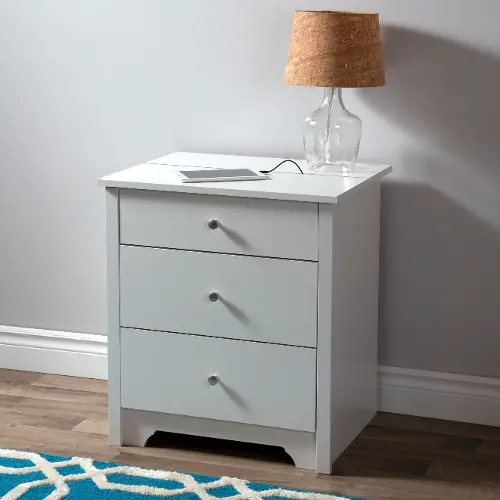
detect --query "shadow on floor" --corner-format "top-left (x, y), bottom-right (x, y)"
top-left (146, 430), bottom-right (293, 465)
top-left (141, 413), bottom-right (500, 487)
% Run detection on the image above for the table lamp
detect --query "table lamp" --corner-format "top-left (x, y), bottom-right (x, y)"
top-left (284, 11), bottom-right (385, 173)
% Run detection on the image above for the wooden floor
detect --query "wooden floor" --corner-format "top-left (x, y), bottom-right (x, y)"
top-left (0, 369), bottom-right (499, 500)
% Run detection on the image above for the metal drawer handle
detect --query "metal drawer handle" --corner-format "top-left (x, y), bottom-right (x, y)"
top-left (208, 219), bottom-right (220, 230)
top-left (208, 291), bottom-right (220, 303)
top-left (208, 375), bottom-right (220, 386)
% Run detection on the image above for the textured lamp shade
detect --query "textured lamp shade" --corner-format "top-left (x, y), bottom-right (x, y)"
top-left (283, 11), bottom-right (385, 88)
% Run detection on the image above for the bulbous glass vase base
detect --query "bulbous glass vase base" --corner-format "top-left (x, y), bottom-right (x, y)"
top-left (309, 161), bottom-right (355, 174)
top-left (303, 88), bottom-right (362, 176)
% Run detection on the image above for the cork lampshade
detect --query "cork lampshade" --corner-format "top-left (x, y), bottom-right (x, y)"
top-left (283, 11), bottom-right (385, 88)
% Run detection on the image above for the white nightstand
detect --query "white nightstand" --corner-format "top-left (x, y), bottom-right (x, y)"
top-left (99, 152), bottom-right (392, 474)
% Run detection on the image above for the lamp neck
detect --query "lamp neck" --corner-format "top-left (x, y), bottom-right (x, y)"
top-left (322, 88), bottom-right (345, 110)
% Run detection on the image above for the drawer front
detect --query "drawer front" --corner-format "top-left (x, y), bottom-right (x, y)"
top-left (120, 245), bottom-right (318, 347)
top-left (120, 329), bottom-right (316, 432)
top-left (120, 190), bottom-right (318, 261)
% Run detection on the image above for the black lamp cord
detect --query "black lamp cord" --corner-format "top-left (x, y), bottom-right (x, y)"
top-left (260, 159), bottom-right (304, 175)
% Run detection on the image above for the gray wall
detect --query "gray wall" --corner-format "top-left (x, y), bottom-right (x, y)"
top-left (0, 1), bottom-right (499, 377)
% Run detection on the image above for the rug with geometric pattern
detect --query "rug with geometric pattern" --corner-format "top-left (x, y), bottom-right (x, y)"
top-left (0, 449), bottom-right (367, 499)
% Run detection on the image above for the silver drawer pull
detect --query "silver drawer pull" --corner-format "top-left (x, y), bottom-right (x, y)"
top-left (208, 375), bottom-right (220, 386)
top-left (208, 291), bottom-right (220, 303)
top-left (207, 219), bottom-right (220, 230)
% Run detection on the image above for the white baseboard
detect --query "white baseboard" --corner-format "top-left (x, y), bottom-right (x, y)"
top-left (0, 325), bottom-right (107, 380)
top-left (378, 365), bottom-right (500, 427)
top-left (1, 325), bottom-right (500, 427)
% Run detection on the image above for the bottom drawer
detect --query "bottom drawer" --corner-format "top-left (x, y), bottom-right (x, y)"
top-left (120, 329), bottom-right (316, 432)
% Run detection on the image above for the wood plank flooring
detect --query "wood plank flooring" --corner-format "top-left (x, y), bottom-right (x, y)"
top-left (0, 368), bottom-right (499, 499)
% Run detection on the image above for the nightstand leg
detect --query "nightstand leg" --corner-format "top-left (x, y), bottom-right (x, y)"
top-left (315, 456), bottom-right (333, 475)
top-left (284, 441), bottom-right (317, 471)
top-left (122, 419), bottom-right (155, 447)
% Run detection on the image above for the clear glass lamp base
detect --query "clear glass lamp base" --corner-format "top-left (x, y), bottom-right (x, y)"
top-left (308, 161), bottom-right (354, 174)
top-left (304, 88), bottom-right (362, 174)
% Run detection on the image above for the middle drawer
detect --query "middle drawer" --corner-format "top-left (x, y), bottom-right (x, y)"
top-left (120, 245), bottom-right (318, 347)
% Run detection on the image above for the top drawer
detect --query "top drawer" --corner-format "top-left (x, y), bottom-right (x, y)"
top-left (120, 190), bottom-right (318, 261)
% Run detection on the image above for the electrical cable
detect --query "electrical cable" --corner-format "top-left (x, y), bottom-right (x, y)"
top-left (260, 159), bottom-right (304, 175)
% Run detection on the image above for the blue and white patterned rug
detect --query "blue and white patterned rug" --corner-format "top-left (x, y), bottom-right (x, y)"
top-left (0, 449), bottom-right (366, 500)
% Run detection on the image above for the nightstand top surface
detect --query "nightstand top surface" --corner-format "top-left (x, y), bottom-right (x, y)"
top-left (99, 152), bottom-right (391, 204)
